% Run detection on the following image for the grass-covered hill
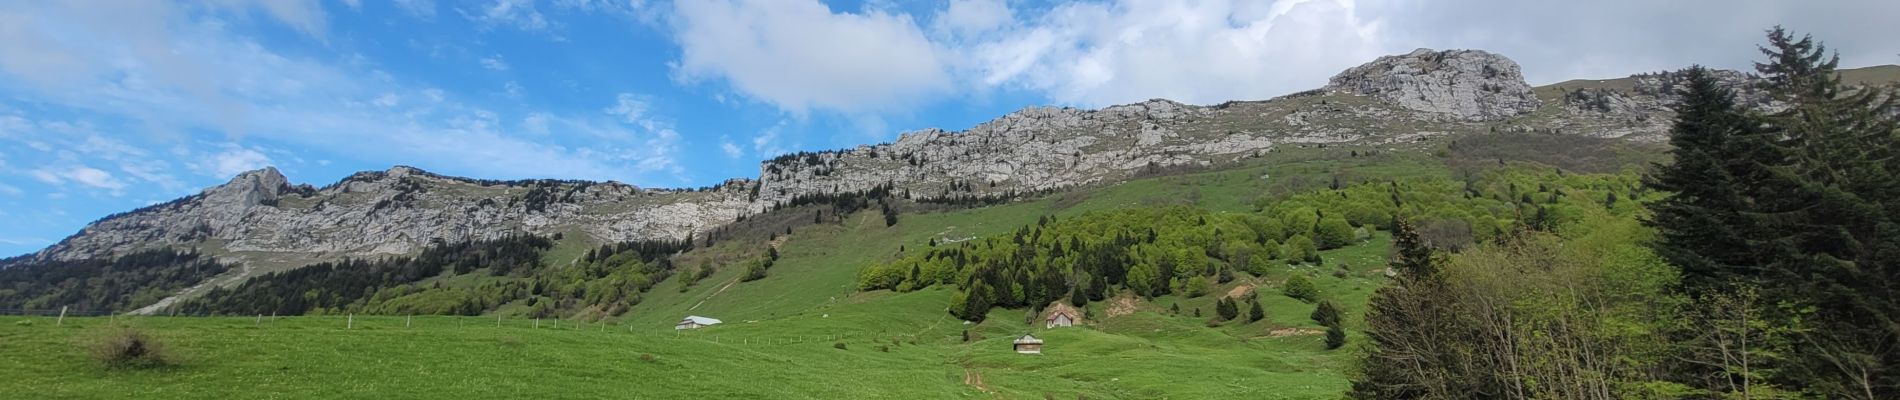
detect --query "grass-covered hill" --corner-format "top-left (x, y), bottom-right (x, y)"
top-left (1, 133), bottom-right (1660, 399)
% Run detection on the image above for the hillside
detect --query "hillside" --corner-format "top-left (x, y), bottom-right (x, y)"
top-left (33, 50), bottom-right (1898, 274)
top-left (2, 132), bottom-right (1663, 398)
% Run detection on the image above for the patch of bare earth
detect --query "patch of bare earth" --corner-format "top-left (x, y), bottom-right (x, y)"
top-left (1267, 328), bottom-right (1324, 337)
top-left (1106, 295), bottom-right (1139, 318)
top-left (1225, 283), bottom-right (1257, 299)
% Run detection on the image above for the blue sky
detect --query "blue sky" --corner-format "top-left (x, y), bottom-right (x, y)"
top-left (1, 0), bottom-right (1894, 257)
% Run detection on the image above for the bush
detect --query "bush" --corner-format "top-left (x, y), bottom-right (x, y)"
top-left (1283, 274), bottom-right (1320, 303)
top-left (1215, 297), bottom-right (1240, 321)
top-left (1247, 299), bottom-right (1265, 322)
top-left (638, 353), bottom-right (657, 362)
top-left (1324, 323), bottom-right (1346, 350)
top-left (1310, 300), bottom-right (1341, 326)
top-left (832, 342), bottom-right (848, 350)
top-left (88, 326), bottom-right (169, 369)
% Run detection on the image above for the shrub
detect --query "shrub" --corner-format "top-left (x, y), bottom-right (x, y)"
top-left (832, 342), bottom-right (848, 350)
top-left (638, 353), bottom-right (657, 362)
top-left (878, 345), bottom-right (890, 353)
top-left (1216, 297), bottom-right (1240, 321)
top-left (1310, 300), bottom-right (1341, 326)
top-left (1247, 298), bottom-right (1265, 322)
top-left (1283, 274), bottom-right (1320, 303)
top-left (1324, 323), bottom-right (1346, 350)
top-left (87, 326), bottom-right (170, 369)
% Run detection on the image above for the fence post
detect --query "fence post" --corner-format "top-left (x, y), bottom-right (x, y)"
top-left (348, 313), bottom-right (354, 330)
top-left (534, 318), bottom-right (540, 329)
top-left (256, 314), bottom-right (262, 325)
top-left (406, 315), bottom-right (412, 328)
top-left (497, 315), bottom-right (502, 327)
top-left (58, 306), bottom-right (67, 326)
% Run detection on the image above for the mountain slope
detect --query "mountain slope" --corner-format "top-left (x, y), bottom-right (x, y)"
top-left (17, 49), bottom-right (1898, 274)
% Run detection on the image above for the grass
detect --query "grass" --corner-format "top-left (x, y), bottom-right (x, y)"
top-left (0, 140), bottom-right (1525, 398)
top-left (0, 218), bottom-right (1390, 399)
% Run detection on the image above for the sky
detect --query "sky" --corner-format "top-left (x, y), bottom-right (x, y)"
top-left (1, 0), bottom-right (1895, 257)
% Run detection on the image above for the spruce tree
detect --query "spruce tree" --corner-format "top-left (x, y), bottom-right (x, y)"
top-left (1743, 27), bottom-right (1900, 397)
top-left (1216, 297), bottom-right (1239, 321)
top-left (1247, 298), bottom-right (1264, 323)
top-left (1324, 322), bottom-right (1346, 350)
top-left (1310, 300), bottom-right (1340, 326)
top-left (1645, 65), bottom-right (1764, 289)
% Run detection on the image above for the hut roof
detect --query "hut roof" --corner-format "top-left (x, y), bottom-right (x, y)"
top-left (679, 316), bottom-right (722, 326)
top-left (1044, 303), bottom-right (1081, 322)
top-left (1013, 334), bottom-right (1042, 344)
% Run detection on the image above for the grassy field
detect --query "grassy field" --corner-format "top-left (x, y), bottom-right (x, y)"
top-left (0, 144), bottom-right (1489, 399)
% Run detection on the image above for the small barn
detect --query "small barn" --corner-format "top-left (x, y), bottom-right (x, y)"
top-left (675, 316), bottom-right (722, 330)
top-left (1013, 334), bottom-right (1044, 354)
top-left (1043, 303), bottom-right (1082, 328)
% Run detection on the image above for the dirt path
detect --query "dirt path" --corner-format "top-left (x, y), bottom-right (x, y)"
top-left (688, 276), bottom-right (742, 312)
top-left (131, 261), bottom-right (256, 315)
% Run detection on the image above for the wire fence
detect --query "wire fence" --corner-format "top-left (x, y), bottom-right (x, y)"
top-left (0, 307), bottom-right (963, 346)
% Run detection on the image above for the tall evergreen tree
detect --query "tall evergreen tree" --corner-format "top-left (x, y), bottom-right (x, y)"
top-left (1744, 27), bottom-right (1900, 398)
top-left (1646, 65), bottom-right (1764, 289)
top-left (1351, 218), bottom-right (1464, 399)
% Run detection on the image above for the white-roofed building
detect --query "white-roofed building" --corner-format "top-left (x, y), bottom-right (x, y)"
top-left (675, 316), bottom-right (722, 330)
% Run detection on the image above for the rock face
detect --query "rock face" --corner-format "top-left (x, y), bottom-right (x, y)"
top-left (26, 49), bottom-right (1894, 270)
top-left (38, 166), bottom-right (753, 263)
top-left (1326, 48), bottom-right (1541, 121)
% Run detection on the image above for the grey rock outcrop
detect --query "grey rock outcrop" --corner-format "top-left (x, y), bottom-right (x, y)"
top-left (26, 48), bottom-right (1895, 273)
top-left (1326, 48), bottom-right (1541, 121)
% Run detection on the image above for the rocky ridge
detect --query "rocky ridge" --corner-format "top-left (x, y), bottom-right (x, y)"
top-left (23, 49), bottom-right (1897, 269)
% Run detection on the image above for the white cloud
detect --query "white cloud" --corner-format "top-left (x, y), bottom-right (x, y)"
top-left (394, 0), bottom-right (436, 18)
top-left (718, 136), bottom-right (743, 158)
top-left (31, 165), bottom-right (127, 192)
top-left (372, 93), bottom-right (399, 108)
top-left (750, 120), bottom-right (787, 157)
top-left (0, 2), bottom-right (690, 186)
top-left (503, 81), bottom-right (524, 98)
top-left (933, 0), bottom-right (1012, 38)
top-left (341, 0), bottom-right (363, 11)
top-left (957, 0), bottom-right (1387, 106)
top-left (657, 0), bottom-right (1899, 111)
top-left (466, 0), bottom-right (550, 31)
top-left (480, 54), bottom-right (510, 71)
top-left (522, 112), bottom-right (552, 135)
top-left (198, 145), bottom-right (274, 179)
top-left (606, 93), bottom-right (650, 124)
top-left (668, 0), bottom-right (951, 115)
top-left (0, 183), bottom-right (17, 196)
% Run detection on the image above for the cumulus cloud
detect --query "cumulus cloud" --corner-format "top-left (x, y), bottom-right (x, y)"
top-left (718, 136), bottom-right (743, 158)
top-left (31, 166), bottom-right (127, 192)
top-left (480, 55), bottom-right (511, 71)
top-left (659, 0), bottom-right (1898, 111)
top-left (668, 0), bottom-right (951, 114)
top-left (466, 0), bottom-right (549, 31)
top-left (198, 145), bottom-right (274, 179)
top-left (0, 0), bottom-right (690, 186)
top-left (933, 0), bottom-right (1013, 38)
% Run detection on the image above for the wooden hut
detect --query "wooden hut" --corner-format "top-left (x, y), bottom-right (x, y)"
top-left (1043, 303), bottom-right (1081, 328)
top-left (1013, 334), bottom-right (1044, 354)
